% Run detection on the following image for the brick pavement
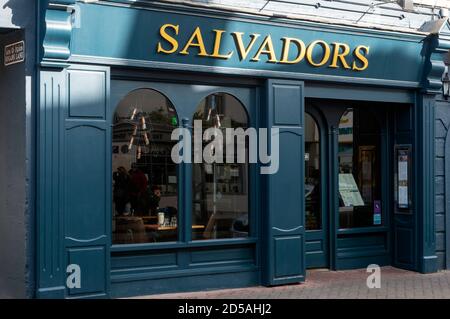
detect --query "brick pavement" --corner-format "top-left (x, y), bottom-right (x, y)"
top-left (134, 266), bottom-right (450, 299)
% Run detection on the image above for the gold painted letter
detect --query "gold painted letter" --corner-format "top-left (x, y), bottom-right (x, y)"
top-left (251, 35), bottom-right (278, 63)
top-left (306, 40), bottom-right (331, 67)
top-left (330, 42), bottom-right (351, 69)
top-left (211, 29), bottom-right (233, 59)
top-left (280, 37), bottom-right (306, 64)
top-left (231, 32), bottom-right (261, 60)
top-left (352, 45), bottom-right (370, 71)
top-left (180, 27), bottom-right (209, 56)
top-left (157, 24), bottom-right (179, 54)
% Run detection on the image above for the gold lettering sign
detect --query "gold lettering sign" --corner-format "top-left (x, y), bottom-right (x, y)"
top-left (157, 24), bottom-right (369, 71)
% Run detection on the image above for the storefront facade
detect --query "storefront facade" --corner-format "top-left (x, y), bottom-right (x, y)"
top-left (32, 0), bottom-right (450, 298)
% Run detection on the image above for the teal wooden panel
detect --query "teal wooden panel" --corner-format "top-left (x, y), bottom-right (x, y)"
top-left (37, 70), bottom-right (66, 298)
top-left (110, 269), bottom-right (259, 297)
top-left (63, 65), bottom-right (111, 298)
top-left (270, 130), bottom-right (304, 230)
top-left (336, 255), bottom-right (390, 270)
top-left (65, 124), bottom-right (106, 240)
top-left (392, 105), bottom-right (416, 271)
top-left (395, 227), bottom-right (414, 265)
top-left (68, 247), bottom-right (106, 296)
top-left (274, 236), bottom-right (303, 278)
top-left (337, 234), bottom-right (386, 248)
top-left (111, 252), bottom-right (178, 270)
top-left (395, 106), bottom-right (413, 132)
top-left (38, 66), bottom-right (111, 298)
top-left (264, 79), bottom-right (305, 285)
top-left (305, 240), bottom-right (323, 252)
top-left (189, 247), bottom-right (255, 265)
top-left (273, 85), bottom-right (302, 125)
top-left (68, 69), bottom-right (106, 118)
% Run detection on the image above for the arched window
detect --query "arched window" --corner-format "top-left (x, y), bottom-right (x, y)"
top-left (192, 93), bottom-right (249, 240)
top-left (338, 107), bottom-right (382, 229)
top-left (305, 113), bottom-right (321, 230)
top-left (112, 89), bottom-right (179, 244)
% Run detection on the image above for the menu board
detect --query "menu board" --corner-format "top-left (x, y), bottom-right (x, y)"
top-left (339, 173), bottom-right (365, 207)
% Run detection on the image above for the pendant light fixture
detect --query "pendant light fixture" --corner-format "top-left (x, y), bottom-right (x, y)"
top-left (127, 107), bottom-right (152, 160)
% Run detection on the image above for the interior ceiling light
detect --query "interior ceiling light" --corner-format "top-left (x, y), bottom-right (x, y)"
top-left (128, 108), bottom-right (151, 160)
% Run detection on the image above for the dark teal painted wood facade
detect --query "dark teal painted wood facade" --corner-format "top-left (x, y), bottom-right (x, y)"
top-left (38, 65), bottom-right (111, 298)
top-left (264, 79), bottom-right (305, 284)
top-left (108, 80), bottom-right (260, 297)
top-left (36, 0), bottom-right (450, 298)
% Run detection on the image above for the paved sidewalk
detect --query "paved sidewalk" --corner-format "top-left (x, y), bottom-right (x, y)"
top-left (136, 267), bottom-right (450, 299)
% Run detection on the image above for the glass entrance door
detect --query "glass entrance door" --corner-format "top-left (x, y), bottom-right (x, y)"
top-left (337, 108), bottom-right (382, 229)
top-left (305, 107), bottom-right (329, 268)
top-left (305, 101), bottom-right (388, 270)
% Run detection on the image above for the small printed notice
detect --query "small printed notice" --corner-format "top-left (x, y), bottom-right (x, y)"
top-left (339, 173), bottom-right (365, 207)
top-left (373, 200), bottom-right (382, 225)
top-left (397, 149), bottom-right (409, 208)
top-left (399, 161), bottom-right (408, 181)
top-left (398, 186), bottom-right (408, 207)
top-left (4, 41), bottom-right (25, 66)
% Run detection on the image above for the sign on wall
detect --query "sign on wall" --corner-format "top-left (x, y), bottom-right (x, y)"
top-left (4, 40), bottom-right (25, 66)
top-left (71, 3), bottom-right (426, 85)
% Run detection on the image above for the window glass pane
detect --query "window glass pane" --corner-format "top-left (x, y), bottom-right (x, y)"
top-left (338, 108), bottom-right (382, 229)
top-left (112, 89), bottom-right (179, 244)
top-left (305, 113), bottom-right (321, 230)
top-left (192, 93), bottom-right (249, 240)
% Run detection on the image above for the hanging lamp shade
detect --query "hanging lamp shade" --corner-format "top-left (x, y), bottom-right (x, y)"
top-left (127, 107), bottom-right (152, 160)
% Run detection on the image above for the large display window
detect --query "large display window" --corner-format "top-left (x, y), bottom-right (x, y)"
top-left (192, 93), bottom-right (250, 240)
top-left (111, 88), bottom-right (251, 244)
top-left (112, 88), bottom-right (179, 244)
top-left (305, 113), bottom-right (321, 231)
top-left (337, 107), bottom-right (382, 229)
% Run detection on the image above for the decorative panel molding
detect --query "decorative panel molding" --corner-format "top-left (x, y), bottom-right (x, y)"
top-left (264, 79), bottom-right (305, 285)
top-left (422, 34), bottom-right (450, 94)
top-left (37, 70), bottom-right (67, 298)
top-left (37, 65), bottom-right (110, 298)
top-left (42, 1), bottom-right (76, 66)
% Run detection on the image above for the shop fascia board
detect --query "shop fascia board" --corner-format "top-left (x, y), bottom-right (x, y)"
top-left (42, 0), bottom-right (448, 72)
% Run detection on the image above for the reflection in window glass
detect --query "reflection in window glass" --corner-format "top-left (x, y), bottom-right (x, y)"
top-left (305, 113), bottom-right (321, 230)
top-left (338, 108), bottom-right (382, 229)
top-left (112, 89), bottom-right (179, 244)
top-left (192, 93), bottom-right (249, 240)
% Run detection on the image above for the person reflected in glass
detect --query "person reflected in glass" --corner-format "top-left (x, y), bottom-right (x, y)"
top-left (113, 166), bottom-right (130, 216)
top-left (129, 164), bottom-right (148, 215)
top-left (305, 167), bottom-right (321, 229)
top-left (148, 185), bottom-right (162, 216)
